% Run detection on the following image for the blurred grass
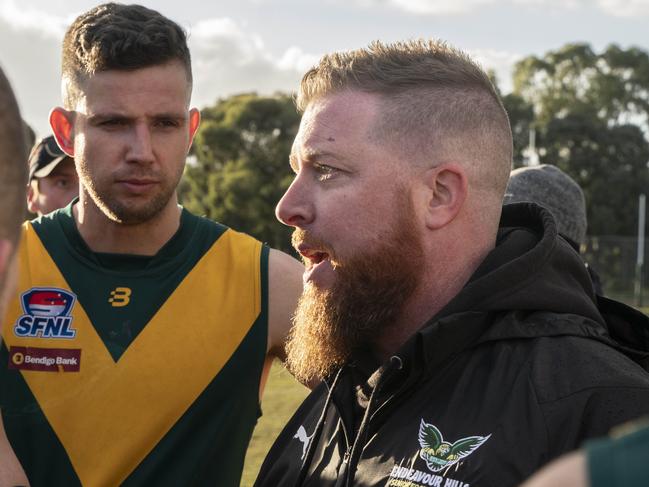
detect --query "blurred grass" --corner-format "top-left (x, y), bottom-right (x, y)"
top-left (241, 360), bottom-right (309, 486)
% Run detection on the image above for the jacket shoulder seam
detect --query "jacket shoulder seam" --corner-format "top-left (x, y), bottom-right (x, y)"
top-left (536, 384), bottom-right (649, 406)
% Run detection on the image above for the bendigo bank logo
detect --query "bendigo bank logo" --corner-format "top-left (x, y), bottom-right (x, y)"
top-left (14, 288), bottom-right (77, 339)
top-left (8, 346), bottom-right (81, 372)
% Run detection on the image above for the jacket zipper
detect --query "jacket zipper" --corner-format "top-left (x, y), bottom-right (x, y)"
top-left (339, 357), bottom-right (409, 486)
top-left (334, 447), bottom-right (352, 487)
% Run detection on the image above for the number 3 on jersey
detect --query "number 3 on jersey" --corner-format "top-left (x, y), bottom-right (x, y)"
top-left (109, 287), bottom-right (132, 307)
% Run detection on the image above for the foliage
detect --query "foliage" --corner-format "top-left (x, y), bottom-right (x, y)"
top-left (508, 43), bottom-right (649, 236)
top-left (180, 93), bottom-right (300, 252)
top-left (512, 43), bottom-right (649, 126)
top-left (502, 93), bottom-right (534, 166)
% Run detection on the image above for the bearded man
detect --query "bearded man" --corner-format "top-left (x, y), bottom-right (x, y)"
top-left (254, 40), bottom-right (649, 487)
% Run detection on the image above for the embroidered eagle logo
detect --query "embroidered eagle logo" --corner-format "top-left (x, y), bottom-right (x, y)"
top-left (418, 419), bottom-right (491, 473)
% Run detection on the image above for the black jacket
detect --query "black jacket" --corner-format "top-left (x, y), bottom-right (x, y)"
top-left (255, 204), bottom-right (649, 487)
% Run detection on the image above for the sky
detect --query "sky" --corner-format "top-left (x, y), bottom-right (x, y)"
top-left (1, 0), bottom-right (649, 137)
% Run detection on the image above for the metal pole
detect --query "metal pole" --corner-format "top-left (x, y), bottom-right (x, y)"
top-left (526, 128), bottom-right (540, 167)
top-left (636, 194), bottom-right (646, 308)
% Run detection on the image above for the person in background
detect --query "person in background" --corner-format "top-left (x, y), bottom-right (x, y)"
top-left (0, 64), bottom-right (30, 487)
top-left (27, 135), bottom-right (79, 216)
top-left (504, 163), bottom-right (603, 294)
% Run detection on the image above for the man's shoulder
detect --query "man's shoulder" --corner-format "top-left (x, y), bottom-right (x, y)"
top-left (20, 210), bottom-right (67, 250)
top-left (183, 210), bottom-right (262, 246)
top-left (27, 209), bottom-right (64, 231)
top-left (526, 334), bottom-right (649, 403)
top-left (586, 420), bottom-right (649, 486)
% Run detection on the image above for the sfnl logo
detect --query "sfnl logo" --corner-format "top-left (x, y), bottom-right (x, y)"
top-left (14, 288), bottom-right (77, 339)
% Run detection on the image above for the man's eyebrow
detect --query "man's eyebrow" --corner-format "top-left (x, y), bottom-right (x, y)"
top-left (152, 112), bottom-right (188, 121)
top-left (86, 112), bottom-right (187, 122)
top-left (290, 149), bottom-right (341, 169)
top-left (86, 112), bottom-right (131, 123)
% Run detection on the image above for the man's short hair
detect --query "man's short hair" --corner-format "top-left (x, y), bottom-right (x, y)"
top-left (297, 40), bottom-right (513, 196)
top-left (0, 67), bottom-right (28, 246)
top-left (61, 2), bottom-right (192, 108)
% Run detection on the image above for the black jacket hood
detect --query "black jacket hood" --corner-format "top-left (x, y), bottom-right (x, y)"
top-left (412, 202), bottom-right (649, 373)
top-left (441, 202), bottom-right (600, 321)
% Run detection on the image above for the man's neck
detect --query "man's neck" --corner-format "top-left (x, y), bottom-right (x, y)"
top-left (73, 196), bottom-right (182, 256)
top-left (372, 240), bottom-right (495, 362)
top-left (371, 282), bottom-right (456, 363)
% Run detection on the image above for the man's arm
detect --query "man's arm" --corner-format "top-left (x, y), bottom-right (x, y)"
top-left (521, 451), bottom-right (587, 487)
top-left (259, 248), bottom-right (303, 397)
top-left (267, 248), bottom-right (303, 360)
top-left (0, 415), bottom-right (30, 486)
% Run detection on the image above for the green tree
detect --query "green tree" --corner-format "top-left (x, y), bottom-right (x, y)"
top-left (180, 93), bottom-right (300, 252)
top-left (513, 43), bottom-right (649, 126)
top-left (508, 43), bottom-right (649, 236)
top-left (502, 93), bottom-right (534, 166)
top-left (541, 113), bottom-right (649, 235)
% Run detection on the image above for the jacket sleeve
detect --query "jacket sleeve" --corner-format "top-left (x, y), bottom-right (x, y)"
top-left (533, 337), bottom-right (649, 462)
top-left (541, 386), bottom-right (649, 455)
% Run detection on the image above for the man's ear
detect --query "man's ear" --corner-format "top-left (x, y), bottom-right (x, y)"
top-left (187, 108), bottom-right (201, 149)
top-left (27, 182), bottom-right (39, 215)
top-left (49, 107), bottom-right (75, 157)
top-left (421, 163), bottom-right (468, 230)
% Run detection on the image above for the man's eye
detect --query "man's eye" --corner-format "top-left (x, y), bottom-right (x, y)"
top-left (156, 119), bottom-right (180, 128)
top-left (314, 164), bottom-right (337, 180)
top-left (54, 179), bottom-right (69, 188)
top-left (101, 119), bottom-right (127, 127)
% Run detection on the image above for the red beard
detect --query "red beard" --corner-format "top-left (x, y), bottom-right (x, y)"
top-left (286, 191), bottom-right (424, 383)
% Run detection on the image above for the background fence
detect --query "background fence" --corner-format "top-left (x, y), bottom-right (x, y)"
top-left (583, 236), bottom-right (648, 307)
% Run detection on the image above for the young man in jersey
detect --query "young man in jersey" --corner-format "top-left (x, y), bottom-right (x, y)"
top-left (27, 135), bottom-right (79, 216)
top-left (254, 40), bottom-right (649, 486)
top-left (0, 65), bottom-right (30, 487)
top-left (0, 4), bottom-right (302, 486)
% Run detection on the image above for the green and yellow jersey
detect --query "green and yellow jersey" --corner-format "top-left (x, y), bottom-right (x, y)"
top-left (0, 205), bottom-right (269, 486)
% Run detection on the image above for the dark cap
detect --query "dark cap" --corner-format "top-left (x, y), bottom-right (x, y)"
top-left (28, 135), bottom-right (72, 181)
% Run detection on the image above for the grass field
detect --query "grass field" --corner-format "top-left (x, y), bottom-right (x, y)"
top-left (240, 361), bottom-right (309, 486)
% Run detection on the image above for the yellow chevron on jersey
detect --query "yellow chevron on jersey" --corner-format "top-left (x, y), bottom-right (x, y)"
top-left (3, 221), bottom-right (262, 486)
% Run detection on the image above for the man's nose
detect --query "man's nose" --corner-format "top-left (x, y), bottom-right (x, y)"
top-left (275, 175), bottom-right (314, 228)
top-left (127, 123), bottom-right (155, 163)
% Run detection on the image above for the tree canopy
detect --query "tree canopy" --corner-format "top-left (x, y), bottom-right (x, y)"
top-left (180, 93), bottom-right (300, 253)
top-left (505, 43), bottom-right (649, 236)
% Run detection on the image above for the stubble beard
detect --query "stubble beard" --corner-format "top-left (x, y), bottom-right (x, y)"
top-left (286, 196), bottom-right (424, 384)
top-left (78, 164), bottom-right (182, 225)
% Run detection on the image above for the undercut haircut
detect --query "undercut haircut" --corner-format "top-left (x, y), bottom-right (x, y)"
top-left (0, 67), bottom-right (28, 246)
top-left (61, 2), bottom-right (192, 108)
top-left (297, 40), bottom-right (513, 197)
